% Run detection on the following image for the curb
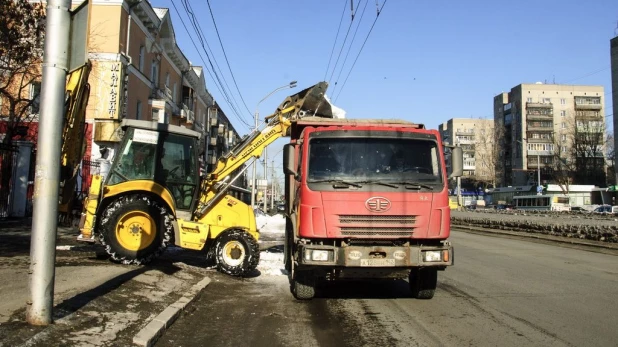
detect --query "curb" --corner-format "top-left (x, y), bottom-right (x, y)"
top-left (132, 277), bottom-right (211, 347)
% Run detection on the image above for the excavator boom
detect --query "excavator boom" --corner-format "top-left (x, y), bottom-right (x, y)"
top-left (194, 81), bottom-right (332, 219)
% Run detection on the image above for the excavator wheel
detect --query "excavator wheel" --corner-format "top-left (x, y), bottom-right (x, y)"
top-left (213, 230), bottom-right (260, 277)
top-left (99, 195), bottom-right (173, 265)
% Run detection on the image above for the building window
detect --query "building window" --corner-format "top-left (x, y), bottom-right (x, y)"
top-left (173, 83), bottom-right (177, 103)
top-left (165, 72), bottom-right (170, 87)
top-left (138, 45), bottom-right (145, 72)
top-left (136, 100), bottom-right (142, 120)
top-left (151, 60), bottom-right (158, 84)
top-left (561, 110), bottom-right (566, 117)
top-left (30, 82), bottom-right (41, 114)
top-left (561, 146), bottom-right (567, 152)
top-left (561, 134), bottom-right (566, 141)
top-left (561, 122), bottom-right (566, 129)
top-left (527, 97), bottom-right (533, 103)
top-left (560, 98), bottom-right (566, 105)
top-left (543, 98), bottom-right (551, 104)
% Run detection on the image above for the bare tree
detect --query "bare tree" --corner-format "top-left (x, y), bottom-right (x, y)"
top-left (0, 0), bottom-right (45, 145)
top-left (549, 131), bottom-right (575, 195)
top-left (606, 132), bottom-right (615, 186)
top-left (474, 118), bottom-right (499, 188)
top-left (571, 114), bottom-right (606, 185)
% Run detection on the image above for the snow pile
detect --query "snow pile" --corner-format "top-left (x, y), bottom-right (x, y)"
top-left (257, 251), bottom-right (286, 276)
top-left (256, 213), bottom-right (285, 236)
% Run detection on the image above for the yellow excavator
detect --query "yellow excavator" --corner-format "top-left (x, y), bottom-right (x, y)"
top-left (77, 82), bottom-right (333, 276)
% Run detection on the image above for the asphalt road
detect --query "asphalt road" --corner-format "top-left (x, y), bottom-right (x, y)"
top-left (155, 230), bottom-right (618, 347)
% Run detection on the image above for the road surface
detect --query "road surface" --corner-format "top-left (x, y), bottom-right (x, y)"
top-left (156, 230), bottom-right (618, 346)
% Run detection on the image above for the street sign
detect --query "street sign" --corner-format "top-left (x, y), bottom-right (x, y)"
top-left (537, 185), bottom-right (543, 194)
top-left (68, 0), bottom-right (91, 71)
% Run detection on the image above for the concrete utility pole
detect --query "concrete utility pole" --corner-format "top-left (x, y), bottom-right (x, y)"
top-left (271, 158), bottom-right (275, 210)
top-left (27, 0), bottom-right (71, 325)
top-left (263, 149), bottom-right (268, 212)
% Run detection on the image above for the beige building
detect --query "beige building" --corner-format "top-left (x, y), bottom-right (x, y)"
top-left (494, 83), bottom-right (605, 187)
top-left (439, 118), bottom-right (495, 185)
top-left (84, 0), bottom-right (243, 174)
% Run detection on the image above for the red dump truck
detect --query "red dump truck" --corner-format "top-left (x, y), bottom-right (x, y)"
top-left (282, 116), bottom-right (463, 299)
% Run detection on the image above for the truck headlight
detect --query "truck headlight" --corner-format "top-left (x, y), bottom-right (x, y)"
top-left (304, 249), bottom-right (331, 262)
top-left (423, 251), bottom-right (442, 262)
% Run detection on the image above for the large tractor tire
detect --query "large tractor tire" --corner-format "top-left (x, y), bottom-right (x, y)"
top-left (409, 268), bottom-right (438, 300)
top-left (291, 271), bottom-right (316, 300)
top-left (213, 230), bottom-right (260, 277)
top-left (99, 195), bottom-right (173, 265)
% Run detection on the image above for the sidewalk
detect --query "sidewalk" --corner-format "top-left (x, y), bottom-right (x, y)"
top-left (0, 218), bottom-right (213, 347)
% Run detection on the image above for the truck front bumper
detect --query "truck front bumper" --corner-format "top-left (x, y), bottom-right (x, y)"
top-left (297, 243), bottom-right (453, 268)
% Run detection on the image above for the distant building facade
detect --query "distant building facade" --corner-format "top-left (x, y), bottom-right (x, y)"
top-left (494, 83), bottom-right (606, 187)
top-left (439, 118), bottom-right (494, 184)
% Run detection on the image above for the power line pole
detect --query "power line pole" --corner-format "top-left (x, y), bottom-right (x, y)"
top-left (263, 148), bottom-right (268, 212)
top-left (27, 0), bottom-right (71, 325)
top-left (250, 113), bottom-right (258, 208)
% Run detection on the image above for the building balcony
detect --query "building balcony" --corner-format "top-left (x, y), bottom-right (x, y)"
top-left (456, 130), bottom-right (475, 136)
top-left (526, 114), bottom-right (553, 121)
top-left (457, 138), bottom-right (474, 145)
top-left (463, 165), bottom-right (476, 171)
top-left (181, 104), bottom-right (194, 123)
top-left (527, 149), bottom-right (553, 156)
top-left (526, 126), bottom-right (553, 132)
top-left (526, 102), bottom-right (553, 109)
top-left (575, 103), bottom-right (602, 110)
top-left (209, 136), bottom-right (217, 146)
top-left (526, 137), bottom-right (553, 144)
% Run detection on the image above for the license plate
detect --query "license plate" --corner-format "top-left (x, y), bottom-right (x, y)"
top-left (360, 259), bottom-right (396, 267)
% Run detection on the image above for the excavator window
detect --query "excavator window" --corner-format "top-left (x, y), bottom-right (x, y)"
top-left (157, 133), bottom-right (198, 210)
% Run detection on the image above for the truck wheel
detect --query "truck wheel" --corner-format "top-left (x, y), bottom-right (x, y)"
top-left (99, 195), bottom-right (173, 265)
top-left (409, 268), bottom-right (437, 299)
top-left (291, 271), bottom-right (315, 300)
top-left (214, 230), bottom-right (260, 277)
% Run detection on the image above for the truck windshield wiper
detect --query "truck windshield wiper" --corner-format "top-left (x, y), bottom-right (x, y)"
top-left (389, 181), bottom-right (434, 190)
top-left (353, 180), bottom-right (399, 188)
top-left (307, 179), bottom-right (362, 188)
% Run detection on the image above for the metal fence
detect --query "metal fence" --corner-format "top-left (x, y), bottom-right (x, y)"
top-left (0, 144), bottom-right (19, 218)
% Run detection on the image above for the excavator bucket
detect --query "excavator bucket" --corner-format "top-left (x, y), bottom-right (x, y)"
top-left (275, 81), bottom-right (333, 119)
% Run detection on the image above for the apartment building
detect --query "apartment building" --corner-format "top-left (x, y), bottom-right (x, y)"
top-left (439, 118), bottom-right (495, 185)
top-left (610, 34), bottom-right (618, 184)
top-left (494, 83), bottom-right (605, 187)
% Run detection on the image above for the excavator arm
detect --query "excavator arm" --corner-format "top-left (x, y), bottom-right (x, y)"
top-left (193, 81), bottom-right (331, 219)
top-left (58, 62), bottom-right (91, 215)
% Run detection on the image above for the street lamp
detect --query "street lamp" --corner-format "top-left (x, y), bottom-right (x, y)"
top-left (250, 81), bottom-right (297, 209)
top-left (518, 138), bottom-right (541, 190)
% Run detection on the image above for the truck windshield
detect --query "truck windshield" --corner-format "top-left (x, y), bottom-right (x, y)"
top-left (307, 137), bottom-right (443, 185)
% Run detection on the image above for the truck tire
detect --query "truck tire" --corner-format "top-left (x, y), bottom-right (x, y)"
top-left (99, 195), bottom-right (173, 265)
top-left (409, 268), bottom-right (437, 300)
top-left (291, 271), bottom-right (315, 300)
top-left (214, 230), bottom-right (260, 277)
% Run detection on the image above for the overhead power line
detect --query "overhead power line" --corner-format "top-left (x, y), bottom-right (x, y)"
top-left (180, 0), bottom-right (246, 124)
top-left (206, 0), bottom-right (253, 118)
top-left (323, 0), bottom-right (348, 82)
top-left (334, 0), bottom-right (387, 102)
top-left (327, 0), bottom-right (361, 86)
top-left (170, 0), bottom-right (251, 129)
top-left (329, 0), bottom-right (369, 99)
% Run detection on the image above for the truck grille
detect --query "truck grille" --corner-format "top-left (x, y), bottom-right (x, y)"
top-left (338, 215), bottom-right (416, 236)
top-left (339, 228), bottom-right (413, 236)
top-left (339, 215), bottom-right (416, 224)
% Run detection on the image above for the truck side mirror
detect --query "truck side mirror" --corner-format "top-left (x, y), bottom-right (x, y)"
top-left (448, 146), bottom-right (463, 179)
top-left (283, 144), bottom-right (297, 176)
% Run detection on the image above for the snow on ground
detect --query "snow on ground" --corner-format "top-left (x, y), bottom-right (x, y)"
top-left (255, 211), bottom-right (286, 275)
top-left (255, 212), bottom-right (285, 236)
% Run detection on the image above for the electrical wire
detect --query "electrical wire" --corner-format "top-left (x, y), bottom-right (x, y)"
top-left (334, 0), bottom-right (387, 103)
top-left (181, 0), bottom-right (245, 122)
top-left (327, 0), bottom-right (361, 86)
top-left (206, 0), bottom-right (253, 118)
top-left (323, 0), bottom-right (348, 82)
top-left (329, 0), bottom-right (369, 99)
top-left (170, 0), bottom-right (251, 129)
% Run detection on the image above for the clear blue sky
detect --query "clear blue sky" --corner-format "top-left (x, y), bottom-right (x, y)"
top-left (151, 0), bottom-right (617, 175)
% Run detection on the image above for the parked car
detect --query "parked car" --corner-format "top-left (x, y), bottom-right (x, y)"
top-left (277, 203), bottom-right (285, 212)
top-left (570, 206), bottom-right (587, 212)
top-left (593, 205), bottom-right (613, 213)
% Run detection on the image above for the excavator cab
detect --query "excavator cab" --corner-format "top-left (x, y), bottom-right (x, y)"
top-left (106, 119), bottom-right (201, 211)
